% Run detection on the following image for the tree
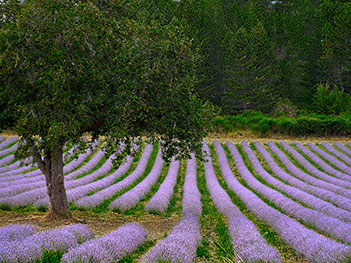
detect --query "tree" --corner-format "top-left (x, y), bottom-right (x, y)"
top-left (223, 20), bottom-right (279, 113)
top-left (0, 0), bottom-right (213, 219)
top-left (321, 0), bottom-right (351, 91)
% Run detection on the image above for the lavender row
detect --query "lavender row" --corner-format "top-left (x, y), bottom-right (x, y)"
top-left (307, 143), bottom-right (351, 176)
top-left (281, 142), bottom-right (351, 183)
top-left (0, 224), bottom-right (94, 263)
top-left (228, 142), bottom-right (351, 243)
top-left (255, 142), bottom-right (351, 212)
top-left (335, 142), bottom-right (351, 158)
top-left (0, 151), bottom-right (102, 200)
top-left (348, 142), bottom-right (351, 149)
top-left (243, 142), bottom-right (351, 222)
top-left (0, 136), bottom-right (5, 143)
top-left (75, 144), bottom-right (153, 209)
top-left (145, 157), bottom-right (180, 213)
top-left (109, 146), bottom-right (164, 210)
top-left (0, 154), bottom-right (15, 167)
top-left (144, 214), bottom-right (201, 263)
top-left (0, 137), bottom-right (18, 150)
top-left (0, 142), bottom-right (18, 158)
top-left (322, 142), bottom-right (351, 166)
top-left (62, 223), bottom-right (146, 263)
top-left (0, 150), bottom-right (108, 206)
top-left (266, 142), bottom-right (351, 199)
top-left (34, 155), bottom-right (115, 208)
top-left (215, 141), bottom-right (351, 263)
top-left (0, 163), bottom-right (38, 177)
top-left (0, 224), bottom-right (36, 242)
top-left (0, 146), bottom-right (99, 189)
top-left (182, 154), bottom-right (202, 218)
top-left (205, 142), bottom-right (282, 262)
top-left (36, 152), bottom-right (135, 207)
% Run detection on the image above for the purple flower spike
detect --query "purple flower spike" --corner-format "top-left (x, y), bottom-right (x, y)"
top-left (145, 157), bottom-right (180, 213)
top-left (0, 224), bottom-right (37, 242)
top-left (144, 214), bottom-right (201, 263)
top-left (109, 146), bottom-right (164, 210)
top-left (62, 223), bottom-right (146, 263)
top-left (182, 154), bottom-right (202, 218)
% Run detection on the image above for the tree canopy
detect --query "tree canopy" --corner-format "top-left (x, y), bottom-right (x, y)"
top-left (0, 0), bottom-right (213, 218)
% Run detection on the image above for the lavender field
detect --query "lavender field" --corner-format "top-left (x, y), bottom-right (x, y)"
top-left (1, 136), bottom-right (351, 262)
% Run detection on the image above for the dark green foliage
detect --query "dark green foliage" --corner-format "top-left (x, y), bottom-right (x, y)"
top-left (0, 0), bottom-right (213, 163)
top-left (312, 83), bottom-right (351, 115)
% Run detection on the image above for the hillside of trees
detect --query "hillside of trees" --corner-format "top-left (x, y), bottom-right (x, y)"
top-left (1, 0), bottom-right (351, 130)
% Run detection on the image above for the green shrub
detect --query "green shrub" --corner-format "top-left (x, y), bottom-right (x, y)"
top-left (312, 83), bottom-right (351, 115)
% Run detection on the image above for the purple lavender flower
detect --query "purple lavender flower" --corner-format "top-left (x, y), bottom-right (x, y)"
top-left (0, 224), bottom-right (37, 242)
top-left (62, 223), bottom-right (146, 263)
top-left (75, 144), bottom-right (153, 209)
top-left (205, 142), bottom-right (282, 263)
top-left (145, 157), bottom-right (180, 213)
top-left (182, 154), bottom-right (202, 218)
top-left (334, 142), bottom-right (351, 158)
top-left (0, 137), bottom-right (18, 150)
top-left (281, 142), bottom-right (351, 183)
top-left (0, 224), bottom-right (93, 262)
top-left (144, 214), bottom-right (201, 263)
top-left (242, 141), bottom-right (351, 222)
top-left (307, 142), bottom-right (351, 176)
top-left (322, 142), bottom-right (351, 166)
top-left (108, 146), bottom-right (164, 210)
top-left (264, 142), bottom-right (351, 199)
top-left (227, 141), bottom-right (351, 243)
top-left (215, 141), bottom-right (351, 263)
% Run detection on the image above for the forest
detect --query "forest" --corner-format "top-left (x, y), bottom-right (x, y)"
top-left (1, 0), bottom-right (351, 136)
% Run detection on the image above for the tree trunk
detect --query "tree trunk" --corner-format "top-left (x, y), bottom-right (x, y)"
top-left (44, 148), bottom-right (72, 219)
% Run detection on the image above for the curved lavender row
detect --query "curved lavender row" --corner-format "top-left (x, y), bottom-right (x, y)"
top-left (144, 214), bottom-right (201, 263)
top-left (228, 142), bottom-right (351, 243)
top-left (216, 142), bottom-right (351, 263)
top-left (0, 151), bottom-right (101, 198)
top-left (322, 142), bottom-right (351, 166)
top-left (63, 144), bottom-right (97, 174)
top-left (255, 142), bottom-right (351, 212)
top-left (0, 142), bottom-right (18, 158)
top-left (75, 144), bottom-right (153, 209)
top-left (265, 142), bottom-right (351, 199)
top-left (0, 149), bottom-right (105, 205)
top-left (204, 142), bottom-right (282, 262)
top-left (0, 154), bottom-right (14, 167)
top-left (145, 157), bottom-right (180, 213)
top-left (335, 142), bottom-right (351, 158)
top-left (0, 162), bottom-right (38, 177)
top-left (182, 154), bottom-right (202, 218)
top-left (0, 146), bottom-right (97, 188)
top-left (0, 160), bottom-right (22, 173)
top-left (62, 223), bottom-right (146, 263)
top-left (243, 142), bottom-right (351, 222)
top-left (0, 136), bottom-right (5, 143)
top-left (63, 150), bottom-right (105, 181)
top-left (0, 136), bottom-right (18, 150)
top-left (307, 143), bottom-right (351, 176)
top-left (34, 156), bottom-right (115, 208)
top-left (269, 142), bottom-right (351, 187)
top-left (281, 142), bottom-right (351, 183)
top-left (0, 224), bottom-right (94, 263)
top-left (348, 142), bottom-right (351, 149)
top-left (36, 148), bottom-right (137, 207)
top-left (0, 224), bottom-right (37, 242)
top-left (109, 146), bottom-right (164, 210)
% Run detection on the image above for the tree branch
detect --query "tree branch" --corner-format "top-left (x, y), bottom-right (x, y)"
top-left (30, 145), bottom-right (45, 172)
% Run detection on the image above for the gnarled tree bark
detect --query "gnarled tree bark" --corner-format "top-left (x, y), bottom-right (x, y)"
top-left (31, 146), bottom-right (72, 219)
